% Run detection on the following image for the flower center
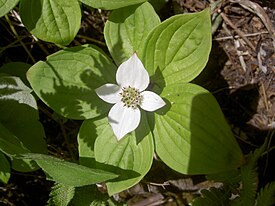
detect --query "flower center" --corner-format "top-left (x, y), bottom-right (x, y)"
top-left (120, 86), bottom-right (142, 109)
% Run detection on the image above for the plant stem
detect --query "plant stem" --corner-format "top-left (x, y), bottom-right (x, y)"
top-left (4, 15), bottom-right (36, 63)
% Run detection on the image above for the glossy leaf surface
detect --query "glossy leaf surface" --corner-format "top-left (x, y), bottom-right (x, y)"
top-left (0, 0), bottom-right (19, 17)
top-left (78, 113), bottom-right (153, 195)
top-left (104, 2), bottom-right (160, 65)
top-left (0, 76), bottom-right (46, 171)
top-left (21, 153), bottom-right (118, 187)
top-left (151, 83), bottom-right (244, 174)
top-left (0, 152), bottom-right (10, 184)
top-left (27, 45), bottom-right (117, 119)
top-left (20, 0), bottom-right (81, 45)
top-left (79, 0), bottom-right (147, 10)
top-left (140, 9), bottom-right (212, 88)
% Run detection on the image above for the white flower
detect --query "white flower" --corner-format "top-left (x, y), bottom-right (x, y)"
top-left (95, 53), bottom-right (166, 141)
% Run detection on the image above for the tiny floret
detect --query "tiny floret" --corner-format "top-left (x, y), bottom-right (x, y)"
top-left (96, 53), bottom-right (165, 141)
top-left (120, 86), bottom-right (142, 109)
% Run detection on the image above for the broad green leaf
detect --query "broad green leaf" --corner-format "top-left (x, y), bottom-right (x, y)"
top-left (79, 0), bottom-right (147, 10)
top-left (19, 0), bottom-right (81, 45)
top-left (0, 0), bottom-right (19, 17)
top-left (140, 9), bottom-right (212, 87)
top-left (151, 83), bottom-right (244, 174)
top-left (0, 100), bottom-right (47, 171)
top-left (78, 113), bottom-right (154, 195)
top-left (0, 62), bottom-right (31, 87)
top-left (47, 183), bottom-right (75, 206)
top-left (0, 76), bottom-right (46, 171)
top-left (104, 2), bottom-right (160, 65)
top-left (21, 153), bottom-right (119, 187)
top-left (48, 183), bottom-right (109, 206)
top-left (0, 152), bottom-right (10, 184)
top-left (0, 123), bottom-right (30, 156)
top-left (27, 45), bottom-right (117, 119)
top-left (0, 75), bottom-right (36, 109)
top-left (69, 185), bottom-right (109, 206)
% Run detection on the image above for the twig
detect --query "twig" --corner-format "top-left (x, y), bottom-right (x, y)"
top-left (4, 15), bottom-right (36, 63)
top-left (0, 35), bottom-right (29, 53)
top-left (234, 39), bottom-right (247, 72)
top-left (214, 31), bottom-right (269, 41)
top-left (229, 0), bottom-right (275, 49)
top-left (260, 83), bottom-right (269, 111)
top-left (219, 11), bottom-right (256, 51)
top-left (76, 34), bottom-right (106, 46)
top-left (58, 118), bottom-right (76, 161)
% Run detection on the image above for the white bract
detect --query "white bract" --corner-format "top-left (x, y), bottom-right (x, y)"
top-left (96, 53), bottom-right (166, 141)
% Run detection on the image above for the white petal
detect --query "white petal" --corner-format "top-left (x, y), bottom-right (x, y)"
top-left (116, 53), bottom-right (149, 91)
top-left (95, 84), bottom-right (122, 104)
top-left (108, 102), bottom-right (141, 141)
top-left (140, 91), bottom-right (166, 112)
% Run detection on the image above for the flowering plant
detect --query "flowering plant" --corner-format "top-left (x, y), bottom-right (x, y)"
top-left (25, 1), bottom-right (243, 197)
top-left (96, 53), bottom-right (166, 140)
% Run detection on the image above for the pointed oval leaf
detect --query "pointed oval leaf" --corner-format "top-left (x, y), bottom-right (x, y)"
top-left (0, 76), bottom-right (47, 171)
top-left (20, 0), bottom-right (81, 45)
top-left (27, 45), bottom-right (117, 119)
top-left (152, 83), bottom-right (244, 174)
top-left (140, 9), bottom-right (212, 85)
top-left (70, 185), bottom-right (109, 206)
top-left (79, 0), bottom-right (147, 10)
top-left (0, 152), bottom-right (10, 184)
top-left (0, 62), bottom-right (31, 87)
top-left (0, 0), bottom-right (19, 17)
top-left (0, 75), bottom-right (36, 109)
top-left (104, 2), bottom-right (160, 65)
top-left (21, 153), bottom-right (118, 187)
top-left (0, 123), bottom-right (30, 156)
top-left (0, 100), bottom-right (47, 172)
top-left (78, 113), bottom-right (154, 195)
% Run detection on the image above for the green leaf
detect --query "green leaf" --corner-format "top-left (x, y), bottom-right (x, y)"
top-left (79, 0), bottom-right (147, 10)
top-left (48, 183), bottom-right (75, 206)
top-left (151, 83), bottom-right (244, 174)
top-left (256, 182), bottom-right (275, 206)
top-left (21, 153), bottom-right (119, 187)
top-left (0, 75), bottom-right (47, 171)
top-left (0, 122), bottom-right (30, 156)
top-left (232, 145), bottom-right (266, 206)
top-left (78, 113), bottom-right (154, 195)
top-left (140, 9), bottom-right (212, 87)
top-left (0, 100), bottom-right (47, 171)
top-left (0, 152), bottom-right (10, 184)
top-left (0, 62), bottom-right (31, 87)
top-left (192, 187), bottom-right (231, 206)
top-left (0, 0), bottom-right (19, 17)
top-left (47, 183), bottom-right (110, 206)
top-left (0, 75), bottom-right (36, 109)
top-left (104, 2), bottom-right (160, 65)
top-left (0, 121), bottom-right (41, 172)
top-left (27, 45), bottom-right (117, 119)
top-left (47, 183), bottom-right (75, 206)
top-left (69, 185), bottom-right (109, 206)
top-left (19, 0), bottom-right (81, 45)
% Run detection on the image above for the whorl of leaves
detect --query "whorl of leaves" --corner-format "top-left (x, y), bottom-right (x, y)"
top-left (256, 181), bottom-right (275, 206)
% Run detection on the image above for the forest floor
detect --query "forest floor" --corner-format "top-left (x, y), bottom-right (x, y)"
top-left (0, 0), bottom-right (274, 205)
